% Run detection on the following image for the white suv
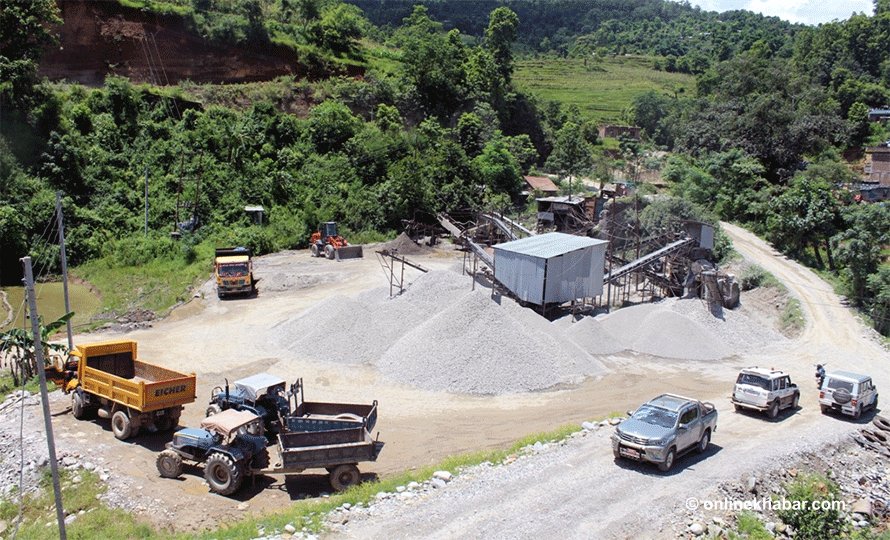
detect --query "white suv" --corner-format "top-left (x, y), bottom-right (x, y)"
top-left (731, 367), bottom-right (800, 419)
top-left (819, 371), bottom-right (878, 420)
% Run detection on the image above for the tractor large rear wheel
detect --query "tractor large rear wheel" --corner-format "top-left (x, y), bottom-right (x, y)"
top-left (205, 453), bottom-right (243, 496)
top-left (310, 244), bottom-right (320, 257)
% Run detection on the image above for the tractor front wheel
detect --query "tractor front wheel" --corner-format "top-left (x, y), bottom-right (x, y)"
top-left (156, 450), bottom-right (183, 478)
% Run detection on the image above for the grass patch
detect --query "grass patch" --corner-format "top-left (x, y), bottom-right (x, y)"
top-left (779, 297), bottom-right (805, 333)
top-left (739, 264), bottom-right (783, 291)
top-left (729, 511), bottom-right (774, 540)
top-left (0, 468), bottom-right (160, 540)
top-left (514, 56), bottom-right (695, 124)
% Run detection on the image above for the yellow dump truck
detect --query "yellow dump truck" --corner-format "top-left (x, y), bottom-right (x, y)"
top-left (214, 247), bottom-right (258, 298)
top-left (66, 339), bottom-right (197, 440)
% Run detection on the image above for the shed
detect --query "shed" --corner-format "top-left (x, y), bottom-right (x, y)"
top-left (493, 232), bottom-right (607, 305)
top-left (524, 175), bottom-right (559, 195)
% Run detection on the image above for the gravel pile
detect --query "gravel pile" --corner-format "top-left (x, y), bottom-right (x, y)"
top-left (272, 268), bottom-right (785, 394)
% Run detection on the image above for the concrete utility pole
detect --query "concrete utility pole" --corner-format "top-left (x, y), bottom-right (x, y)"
top-left (21, 256), bottom-right (67, 540)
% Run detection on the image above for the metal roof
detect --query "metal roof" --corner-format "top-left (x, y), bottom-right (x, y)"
top-left (494, 232), bottom-right (606, 259)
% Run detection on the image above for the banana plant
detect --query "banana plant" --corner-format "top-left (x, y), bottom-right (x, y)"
top-left (0, 312), bottom-right (74, 387)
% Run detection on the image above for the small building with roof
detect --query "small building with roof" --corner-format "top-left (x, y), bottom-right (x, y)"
top-left (493, 232), bottom-right (607, 305)
top-left (524, 175), bottom-right (559, 195)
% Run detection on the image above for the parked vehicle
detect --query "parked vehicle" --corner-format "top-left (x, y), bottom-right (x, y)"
top-left (267, 422), bottom-right (384, 491)
top-left (62, 339), bottom-right (196, 440)
top-left (731, 367), bottom-right (800, 418)
top-left (207, 373), bottom-right (290, 437)
top-left (309, 222), bottom-right (363, 260)
top-left (157, 409), bottom-right (269, 495)
top-left (612, 394), bottom-right (717, 472)
top-left (214, 247), bottom-right (258, 298)
top-left (819, 371), bottom-right (879, 419)
top-left (158, 408), bottom-right (384, 494)
top-left (283, 378), bottom-right (378, 434)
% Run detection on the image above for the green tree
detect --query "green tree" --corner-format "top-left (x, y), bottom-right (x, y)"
top-left (766, 173), bottom-right (840, 268)
top-left (485, 7), bottom-right (520, 85)
top-left (545, 122), bottom-right (592, 196)
top-left (307, 4), bottom-right (365, 57)
top-left (0, 0), bottom-right (61, 112)
top-left (308, 100), bottom-right (360, 154)
top-left (832, 203), bottom-right (890, 304)
top-left (473, 134), bottom-right (523, 201)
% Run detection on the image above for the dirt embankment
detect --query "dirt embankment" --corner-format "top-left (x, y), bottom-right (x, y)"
top-left (38, 0), bottom-right (361, 89)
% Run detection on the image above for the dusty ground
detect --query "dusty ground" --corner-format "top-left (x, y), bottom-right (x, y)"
top-left (4, 227), bottom-right (889, 537)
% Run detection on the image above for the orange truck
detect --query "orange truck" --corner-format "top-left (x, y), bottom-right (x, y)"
top-left (214, 247), bottom-right (258, 298)
top-left (61, 339), bottom-right (197, 440)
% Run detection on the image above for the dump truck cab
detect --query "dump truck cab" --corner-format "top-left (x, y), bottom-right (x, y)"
top-left (214, 247), bottom-right (257, 298)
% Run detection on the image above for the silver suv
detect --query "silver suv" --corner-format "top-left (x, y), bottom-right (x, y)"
top-left (819, 371), bottom-right (878, 419)
top-left (731, 367), bottom-right (800, 419)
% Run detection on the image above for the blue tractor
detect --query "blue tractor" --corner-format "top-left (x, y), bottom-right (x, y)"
top-left (156, 409), bottom-right (269, 496)
top-left (206, 373), bottom-right (290, 438)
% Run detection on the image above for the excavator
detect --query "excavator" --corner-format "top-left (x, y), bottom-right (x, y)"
top-left (309, 222), bottom-right (363, 260)
top-left (44, 355), bottom-right (79, 393)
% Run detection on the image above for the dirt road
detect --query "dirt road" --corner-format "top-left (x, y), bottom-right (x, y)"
top-left (8, 228), bottom-right (889, 537)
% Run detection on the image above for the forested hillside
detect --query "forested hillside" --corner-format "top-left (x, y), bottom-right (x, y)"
top-left (1, 0), bottom-right (889, 335)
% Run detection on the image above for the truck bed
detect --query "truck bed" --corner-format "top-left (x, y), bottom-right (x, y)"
top-left (76, 340), bottom-right (197, 412)
top-left (264, 426), bottom-right (383, 474)
top-left (286, 400), bottom-right (378, 433)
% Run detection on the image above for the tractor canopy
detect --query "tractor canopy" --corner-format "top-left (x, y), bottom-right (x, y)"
top-left (200, 409), bottom-right (262, 437)
top-left (232, 373), bottom-right (287, 403)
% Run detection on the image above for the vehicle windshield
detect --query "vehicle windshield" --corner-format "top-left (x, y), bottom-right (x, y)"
top-left (219, 263), bottom-right (249, 277)
top-left (736, 373), bottom-right (770, 389)
top-left (631, 404), bottom-right (678, 429)
top-left (826, 378), bottom-right (854, 393)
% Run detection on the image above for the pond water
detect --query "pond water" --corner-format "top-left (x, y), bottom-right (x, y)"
top-left (1, 282), bottom-right (101, 334)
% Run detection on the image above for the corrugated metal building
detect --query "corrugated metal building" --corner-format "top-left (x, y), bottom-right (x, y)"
top-left (493, 232), bottom-right (607, 305)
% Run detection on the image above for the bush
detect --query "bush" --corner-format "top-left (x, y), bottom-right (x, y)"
top-left (776, 473), bottom-right (846, 540)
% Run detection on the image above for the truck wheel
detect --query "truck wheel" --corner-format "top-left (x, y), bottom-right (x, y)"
top-left (111, 410), bottom-right (137, 440)
top-left (767, 400), bottom-right (779, 419)
top-left (72, 391), bottom-right (86, 419)
top-left (156, 450), bottom-right (183, 478)
top-left (324, 245), bottom-right (335, 259)
top-left (310, 244), bottom-right (319, 257)
top-left (792, 393), bottom-right (800, 409)
top-left (205, 453), bottom-right (242, 496)
top-left (206, 404), bottom-right (222, 417)
top-left (658, 448), bottom-right (675, 472)
top-left (697, 430), bottom-right (710, 453)
top-left (853, 405), bottom-right (862, 420)
top-left (329, 464), bottom-right (361, 491)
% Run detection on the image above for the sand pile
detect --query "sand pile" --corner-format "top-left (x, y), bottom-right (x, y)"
top-left (382, 232), bottom-right (434, 255)
top-left (273, 268), bottom-right (784, 394)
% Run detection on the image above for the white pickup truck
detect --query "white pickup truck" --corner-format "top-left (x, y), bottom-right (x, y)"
top-left (612, 394), bottom-right (717, 472)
